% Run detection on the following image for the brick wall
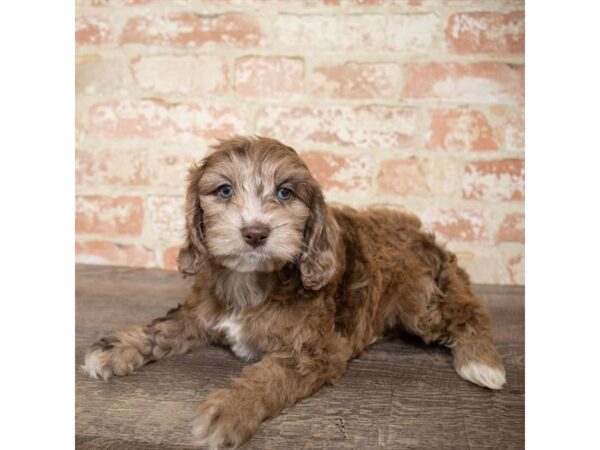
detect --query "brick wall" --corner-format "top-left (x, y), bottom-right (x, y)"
top-left (75, 0), bottom-right (525, 285)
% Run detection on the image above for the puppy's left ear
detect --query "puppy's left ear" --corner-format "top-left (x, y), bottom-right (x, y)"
top-left (177, 163), bottom-right (208, 276)
top-left (299, 189), bottom-right (341, 290)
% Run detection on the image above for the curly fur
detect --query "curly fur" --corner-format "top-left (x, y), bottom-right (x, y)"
top-left (84, 136), bottom-right (505, 449)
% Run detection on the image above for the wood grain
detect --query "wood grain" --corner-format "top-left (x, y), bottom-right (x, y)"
top-left (76, 265), bottom-right (524, 449)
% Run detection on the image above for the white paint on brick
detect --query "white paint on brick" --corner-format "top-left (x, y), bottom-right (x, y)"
top-left (333, 156), bottom-right (372, 191)
top-left (385, 14), bottom-right (440, 52)
top-left (271, 14), bottom-right (439, 52)
top-left (132, 55), bottom-right (227, 95)
top-left (76, 16), bottom-right (111, 43)
top-left (90, 100), bottom-right (246, 140)
top-left (257, 106), bottom-right (417, 149)
top-left (134, 14), bottom-right (194, 39)
top-left (462, 171), bottom-right (524, 201)
top-left (422, 208), bottom-right (487, 242)
top-left (450, 12), bottom-right (523, 42)
top-left (146, 196), bottom-right (186, 244)
top-left (434, 77), bottom-right (511, 104)
top-left (485, 21), bottom-right (523, 42)
top-left (450, 14), bottom-right (488, 39)
top-left (76, 198), bottom-right (136, 223)
top-left (309, 63), bottom-right (400, 98)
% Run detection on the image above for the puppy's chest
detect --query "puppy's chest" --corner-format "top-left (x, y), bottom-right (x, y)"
top-left (210, 271), bottom-right (290, 360)
top-left (212, 314), bottom-right (261, 361)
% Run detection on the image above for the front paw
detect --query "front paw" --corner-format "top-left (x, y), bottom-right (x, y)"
top-left (83, 335), bottom-right (146, 380)
top-left (192, 389), bottom-right (262, 449)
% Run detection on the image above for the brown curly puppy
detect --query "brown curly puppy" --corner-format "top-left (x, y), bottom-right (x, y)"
top-left (84, 136), bottom-right (505, 449)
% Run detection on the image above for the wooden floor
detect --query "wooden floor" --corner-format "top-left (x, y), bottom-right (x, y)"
top-left (75, 264), bottom-right (524, 449)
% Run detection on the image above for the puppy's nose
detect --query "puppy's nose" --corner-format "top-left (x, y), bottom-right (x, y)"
top-left (241, 224), bottom-right (270, 248)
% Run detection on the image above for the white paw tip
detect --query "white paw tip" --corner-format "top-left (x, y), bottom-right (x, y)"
top-left (457, 362), bottom-right (506, 390)
top-left (83, 350), bottom-right (113, 380)
top-left (191, 414), bottom-right (233, 450)
top-left (191, 416), bottom-right (209, 442)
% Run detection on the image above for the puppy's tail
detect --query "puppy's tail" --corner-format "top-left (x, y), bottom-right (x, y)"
top-left (437, 262), bottom-right (506, 390)
top-left (451, 334), bottom-right (506, 390)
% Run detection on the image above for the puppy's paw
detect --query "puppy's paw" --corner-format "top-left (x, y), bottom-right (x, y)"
top-left (83, 336), bottom-right (146, 380)
top-left (192, 389), bottom-right (261, 449)
top-left (456, 361), bottom-right (506, 390)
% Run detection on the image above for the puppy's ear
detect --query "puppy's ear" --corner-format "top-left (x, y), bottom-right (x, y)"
top-left (299, 188), bottom-right (340, 290)
top-left (177, 163), bottom-right (208, 276)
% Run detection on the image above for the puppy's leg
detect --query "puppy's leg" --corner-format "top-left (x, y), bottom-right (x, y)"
top-left (83, 303), bottom-right (202, 380)
top-left (441, 268), bottom-right (506, 390)
top-left (192, 346), bottom-right (350, 449)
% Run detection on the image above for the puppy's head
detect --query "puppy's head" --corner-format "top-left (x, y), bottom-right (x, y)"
top-left (177, 136), bottom-right (339, 290)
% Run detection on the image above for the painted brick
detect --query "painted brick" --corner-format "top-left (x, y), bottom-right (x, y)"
top-left (453, 250), bottom-right (512, 286)
top-left (463, 159), bottom-right (524, 201)
top-left (309, 0), bottom-right (518, 5)
top-left (300, 151), bottom-right (373, 194)
top-left (148, 150), bottom-right (202, 190)
top-left (92, 0), bottom-right (152, 5)
top-left (75, 151), bottom-right (95, 186)
top-left (76, 16), bottom-right (112, 45)
top-left (377, 157), bottom-right (431, 196)
top-left (121, 13), bottom-right (261, 47)
top-left (77, 149), bottom-right (151, 188)
top-left (89, 100), bottom-right (245, 140)
top-left (76, 196), bottom-right (144, 236)
top-left (504, 109), bottom-right (525, 151)
top-left (269, 14), bottom-right (439, 52)
top-left (490, 107), bottom-right (525, 151)
top-left (306, 0), bottom-right (390, 4)
top-left (75, 110), bottom-right (86, 144)
top-left (146, 196), bottom-right (185, 244)
top-left (96, 149), bottom-right (149, 187)
top-left (422, 208), bottom-right (488, 243)
top-left (507, 254), bottom-right (524, 284)
top-left (427, 108), bottom-right (498, 151)
top-left (309, 62), bottom-right (400, 99)
top-left (162, 246), bottom-right (180, 271)
top-left (440, 0), bottom-right (525, 6)
top-left (235, 56), bottom-right (304, 98)
top-left (446, 11), bottom-right (525, 55)
top-left (131, 55), bottom-right (228, 95)
top-left (75, 0), bottom-right (525, 285)
top-left (495, 212), bottom-right (524, 243)
top-left (256, 105), bottom-right (418, 149)
top-left (377, 156), bottom-right (461, 197)
top-left (76, 241), bottom-right (155, 267)
top-left (404, 62), bottom-right (524, 104)
top-left (76, 55), bottom-right (131, 96)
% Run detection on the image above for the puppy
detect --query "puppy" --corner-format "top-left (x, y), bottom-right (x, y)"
top-left (84, 136), bottom-right (505, 448)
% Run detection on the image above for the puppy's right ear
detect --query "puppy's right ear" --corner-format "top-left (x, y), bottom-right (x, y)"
top-left (177, 163), bottom-right (208, 276)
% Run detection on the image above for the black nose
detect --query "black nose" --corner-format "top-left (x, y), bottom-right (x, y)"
top-left (241, 224), bottom-right (270, 248)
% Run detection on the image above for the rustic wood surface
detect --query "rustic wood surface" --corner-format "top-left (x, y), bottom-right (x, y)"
top-left (75, 264), bottom-right (524, 450)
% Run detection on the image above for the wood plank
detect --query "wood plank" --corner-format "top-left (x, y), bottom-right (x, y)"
top-left (76, 264), bottom-right (524, 449)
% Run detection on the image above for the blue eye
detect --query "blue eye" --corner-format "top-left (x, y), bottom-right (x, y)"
top-left (276, 187), bottom-right (293, 200)
top-left (217, 184), bottom-right (233, 198)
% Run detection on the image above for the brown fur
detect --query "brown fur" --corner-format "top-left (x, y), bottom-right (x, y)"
top-left (84, 136), bottom-right (505, 449)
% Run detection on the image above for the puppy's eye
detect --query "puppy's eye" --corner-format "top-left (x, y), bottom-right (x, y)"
top-left (217, 184), bottom-right (233, 198)
top-left (276, 187), bottom-right (293, 201)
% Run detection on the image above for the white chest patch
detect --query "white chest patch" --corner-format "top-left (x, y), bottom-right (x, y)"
top-left (213, 315), bottom-right (261, 361)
